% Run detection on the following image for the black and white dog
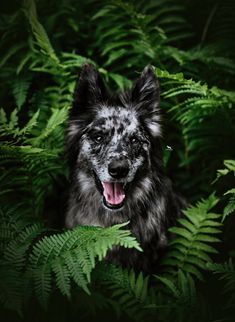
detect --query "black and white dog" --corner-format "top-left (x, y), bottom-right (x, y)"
top-left (65, 64), bottom-right (184, 273)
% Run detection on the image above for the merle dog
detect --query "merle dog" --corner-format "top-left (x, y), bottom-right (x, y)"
top-left (65, 64), bottom-right (184, 273)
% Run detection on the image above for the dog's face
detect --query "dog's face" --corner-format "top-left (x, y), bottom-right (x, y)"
top-left (68, 65), bottom-right (161, 211)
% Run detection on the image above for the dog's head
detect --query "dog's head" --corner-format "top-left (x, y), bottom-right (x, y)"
top-left (68, 64), bottom-right (162, 211)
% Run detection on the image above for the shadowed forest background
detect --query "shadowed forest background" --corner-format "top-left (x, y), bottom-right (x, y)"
top-left (0, 0), bottom-right (235, 321)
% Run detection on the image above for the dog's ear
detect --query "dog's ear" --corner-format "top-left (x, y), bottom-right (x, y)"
top-left (131, 65), bottom-right (161, 137)
top-left (67, 64), bottom-right (108, 157)
top-left (71, 64), bottom-right (107, 117)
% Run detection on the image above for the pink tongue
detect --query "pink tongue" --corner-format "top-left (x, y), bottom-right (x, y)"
top-left (102, 182), bottom-right (125, 205)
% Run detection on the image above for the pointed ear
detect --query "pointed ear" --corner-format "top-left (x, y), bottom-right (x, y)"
top-left (71, 64), bottom-right (107, 117)
top-left (67, 64), bottom-right (108, 152)
top-left (131, 65), bottom-right (161, 137)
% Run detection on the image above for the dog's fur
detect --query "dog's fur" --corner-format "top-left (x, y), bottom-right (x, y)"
top-left (65, 64), bottom-right (184, 273)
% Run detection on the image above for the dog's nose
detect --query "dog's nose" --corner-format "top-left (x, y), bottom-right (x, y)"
top-left (108, 160), bottom-right (129, 179)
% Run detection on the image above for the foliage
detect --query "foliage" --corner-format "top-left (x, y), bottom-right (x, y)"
top-left (0, 217), bottom-right (140, 313)
top-left (0, 0), bottom-right (235, 321)
top-left (208, 258), bottom-right (235, 310)
top-left (162, 194), bottom-right (222, 280)
top-left (215, 160), bottom-right (235, 221)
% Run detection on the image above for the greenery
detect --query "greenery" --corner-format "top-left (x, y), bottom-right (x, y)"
top-left (0, 0), bottom-right (235, 321)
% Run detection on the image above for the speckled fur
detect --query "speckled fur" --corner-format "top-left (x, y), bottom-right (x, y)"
top-left (65, 64), bottom-right (184, 273)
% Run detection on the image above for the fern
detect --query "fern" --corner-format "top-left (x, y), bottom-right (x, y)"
top-left (19, 109), bottom-right (40, 136)
top-left (155, 67), bottom-right (235, 193)
top-left (11, 75), bottom-right (32, 109)
top-left (208, 258), bottom-right (235, 308)
top-left (152, 270), bottom-right (197, 321)
top-left (0, 204), bottom-right (35, 254)
top-left (28, 106), bottom-right (68, 148)
top-left (0, 221), bottom-right (141, 311)
top-left (0, 107), bottom-right (40, 138)
top-left (91, 0), bottom-right (192, 78)
top-left (223, 190), bottom-right (235, 220)
top-left (162, 194), bottom-right (222, 280)
top-left (0, 144), bottom-right (66, 217)
top-left (23, 0), bottom-right (60, 65)
top-left (95, 261), bottom-right (199, 321)
top-left (0, 213), bottom-right (44, 313)
top-left (215, 160), bottom-right (235, 221)
top-left (93, 263), bottom-right (150, 320)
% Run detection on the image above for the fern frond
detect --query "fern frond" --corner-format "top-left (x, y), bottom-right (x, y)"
top-left (26, 223), bottom-right (140, 307)
top-left (216, 160), bottom-right (235, 181)
top-left (0, 214), bottom-right (44, 313)
top-left (3, 223), bottom-right (44, 269)
top-left (94, 263), bottom-right (149, 320)
top-left (0, 220), bottom-right (140, 310)
top-left (91, 0), bottom-right (191, 78)
top-left (33, 265), bottom-right (52, 308)
top-left (23, 0), bottom-right (60, 65)
top-left (162, 194), bottom-right (222, 280)
top-left (223, 191), bottom-right (235, 221)
top-left (0, 204), bottom-right (34, 253)
top-left (28, 106), bottom-right (68, 147)
top-left (19, 109), bottom-right (40, 136)
top-left (156, 67), bottom-right (235, 186)
top-left (0, 107), bottom-right (40, 139)
top-left (11, 75), bottom-right (32, 109)
top-left (0, 144), bottom-right (65, 217)
top-left (51, 257), bottom-right (71, 298)
top-left (214, 160), bottom-right (235, 221)
top-left (208, 258), bottom-right (235, 307)
top-left (0, 109), bottom-right (19, 136)
top-left (152, 270), bottom-right (197, 321)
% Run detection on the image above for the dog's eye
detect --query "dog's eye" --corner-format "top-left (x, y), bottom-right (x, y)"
top-left (130, 136), bottom-right (139, 144)
top-left (94, 135), bottom-right (103, 143)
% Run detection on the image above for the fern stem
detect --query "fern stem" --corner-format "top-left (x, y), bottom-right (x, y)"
top-left (200, 3), bottom-right (219, 44)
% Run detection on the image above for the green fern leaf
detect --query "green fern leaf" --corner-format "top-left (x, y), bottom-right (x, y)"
top-left (155, 275), bottom-right (180, 297)
top-left (51, 258), bottom-right (71, 298)
top-left (33, 266), bottom-right (52, 309)
top-left (64, 252), bottom-right (90, 294)
top-left (162, 195), bottom-right (222, 280)
top-left (24, 0), bottom-right (59, 65)
top-left (12, 76), bottom-right (31, 109)
top-left (19, 109), bottom-right (40, 136)
top-left (223, 193), bottom-right (235, 221)
top-left (27, 223), bottom-right (140, 307)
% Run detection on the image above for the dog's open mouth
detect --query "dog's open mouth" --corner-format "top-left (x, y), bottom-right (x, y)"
top-left (93, 171), bottom-right (127, 210)
top-left (101, 182), bottom-right (125, 210)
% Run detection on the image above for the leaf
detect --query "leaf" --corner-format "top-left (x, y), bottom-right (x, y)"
top-left (24, 0), bottom-right (60, 65)
top-left (26, 223), bottom-right (140, 306)
top-left (0, 109), bottom-right (7, 127)
top-left (51, 258), bottom-right (71, 298)
top-left (223, 194), bottom-right (235, 221)
top-left (12, 76), bottom-right (31, 109)
top-left (155, 275), bottom-right (180, 298)
top-left (163, 195), bottom-right (222, 280)
top-left (33, 266), bottom-right (52, 309)
top-left (19, 109), bottom-right (40, 136)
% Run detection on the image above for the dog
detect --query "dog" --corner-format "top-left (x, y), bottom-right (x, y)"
top-left (65, 64), bottom-right (184, 273)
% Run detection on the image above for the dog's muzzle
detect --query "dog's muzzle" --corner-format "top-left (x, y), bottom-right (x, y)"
top-left (93, 171), bottom-right (127, 210)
